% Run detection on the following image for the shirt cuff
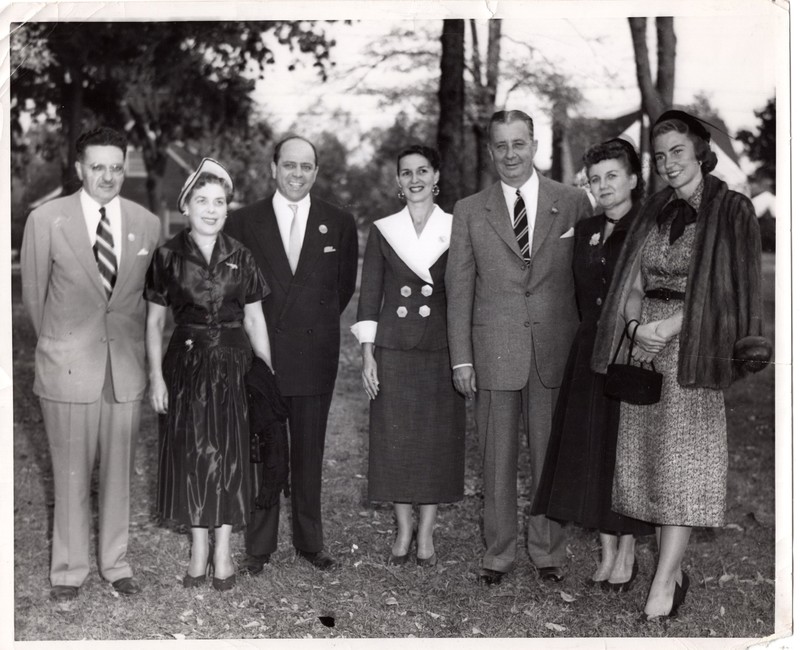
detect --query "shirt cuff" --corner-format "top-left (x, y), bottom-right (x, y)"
top-left (350, 320), bottom-right (378, 344)
top-left (452, 363), bottom-right (473, 370)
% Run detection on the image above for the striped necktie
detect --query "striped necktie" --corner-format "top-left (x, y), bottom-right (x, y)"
top-left (513, 190), bottom-right (530, 261)
top-left (94, 206), bottom-right (117, 298)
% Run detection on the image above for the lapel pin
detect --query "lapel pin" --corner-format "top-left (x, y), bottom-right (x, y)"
top-left (319, 224), bottom-right (328, 234)
top-left (550, 207), bottom-right (559, 215)
top-left (128, 233), bottom-right (135, 241)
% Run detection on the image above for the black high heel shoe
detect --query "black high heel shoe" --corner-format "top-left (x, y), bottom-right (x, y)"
top-left (668, 570), bottom-right (690, 617)
top-left (603, 558), bottom-right (639, 593)
top-left (209, 557), bottom-right (236, 592)
top-left (389, 528), bottom-right (416, 566)
top-left (639, 570), bottom-right (690, 622)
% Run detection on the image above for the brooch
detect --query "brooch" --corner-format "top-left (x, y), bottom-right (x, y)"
top-left (589, 233), bottom-right (601, 246)
top-left (319, 224), bottom-right (328, 234)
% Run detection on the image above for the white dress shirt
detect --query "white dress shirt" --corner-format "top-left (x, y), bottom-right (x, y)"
top-left (80, 190), bottom-right (122, 265)
top-left (273, 191), bottom-right (311, 259)
top-left (500, 172), bottom-right (540, 250)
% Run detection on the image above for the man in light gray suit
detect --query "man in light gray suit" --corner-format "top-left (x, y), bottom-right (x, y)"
top-left (21, 127), bottom-right (161, 601)
top-left (445, 110), bottom-right (592, 586)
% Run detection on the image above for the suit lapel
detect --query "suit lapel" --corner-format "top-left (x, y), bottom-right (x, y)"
top-left (110, 204), bottom-right (139, 301)
top-left (251, 200), bottom-right (294, 292)
top-left (61, 194), bottom-right (107, 298)
top-left (531, 174), bottom-right (558, 260)
top-left (484, 183), bottom-right (522, 259)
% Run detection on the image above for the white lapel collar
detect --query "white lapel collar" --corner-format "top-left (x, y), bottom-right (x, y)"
top-left (375, 206), bottom-right (452, 284)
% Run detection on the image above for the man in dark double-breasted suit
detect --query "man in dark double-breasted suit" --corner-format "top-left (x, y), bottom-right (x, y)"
top-left (225, 135), bottom-right (358, 572)
top-left (446, 110), bottom-right (592, 586)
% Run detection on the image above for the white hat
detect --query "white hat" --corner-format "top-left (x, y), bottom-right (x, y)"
top-left (178, 157), bottom-right (233, 212)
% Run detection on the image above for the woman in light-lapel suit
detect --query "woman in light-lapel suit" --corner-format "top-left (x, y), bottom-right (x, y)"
top-left (352, 145), bottom-right (466, 567)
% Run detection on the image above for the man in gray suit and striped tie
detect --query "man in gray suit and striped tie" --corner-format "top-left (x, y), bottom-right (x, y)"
top-left (21, 127), bottom-right (161, 602)
top-left (446, 110), bottom-right (592, 586)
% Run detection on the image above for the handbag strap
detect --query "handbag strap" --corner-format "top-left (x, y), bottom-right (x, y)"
top-left (612, 322), bottom-right (640, 364)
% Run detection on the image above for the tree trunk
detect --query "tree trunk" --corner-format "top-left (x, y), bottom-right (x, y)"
top-left (655, 17), bottom-right (676, 107)
top-left (60, 62), bottom-right (84, 195)
top-left (629, 16), bottom-right (676, 192)
top-left (436, 19), bottom-right (465, 212)
top-left (477, 20), bottom-right (502, 190)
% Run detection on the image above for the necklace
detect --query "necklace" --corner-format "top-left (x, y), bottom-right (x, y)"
top-left (605, 215), bottom-right (622, 224)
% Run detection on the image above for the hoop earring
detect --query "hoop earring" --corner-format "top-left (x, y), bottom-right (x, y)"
top-left (432, 184), bottom-right (440, 196)
top-left (397, 189), bottom-right (406, 201)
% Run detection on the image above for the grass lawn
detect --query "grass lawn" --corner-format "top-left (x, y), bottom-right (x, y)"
top-left (11, 255), bottom-right (777, 643)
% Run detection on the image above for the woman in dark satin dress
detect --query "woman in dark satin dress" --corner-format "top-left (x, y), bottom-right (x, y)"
top-left (533, 139), bottom-right (652, 591)
top-left (145, 159), bottom-right (272, 591)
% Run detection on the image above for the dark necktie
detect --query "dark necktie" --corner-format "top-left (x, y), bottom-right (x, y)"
top-left (94, 206), bottom-right (117, 298)
top-left (657, 199), bottom-right (697, 245)
top-left (513, 190), bottom-right (530, 261)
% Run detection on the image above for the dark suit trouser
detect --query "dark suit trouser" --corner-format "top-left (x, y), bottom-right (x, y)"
top-left (245, 392), bottom-right (334, 556)
top-left (475, 360), bottom-right (565, 573)
top-left (40, 360), bottom-right (139, 587)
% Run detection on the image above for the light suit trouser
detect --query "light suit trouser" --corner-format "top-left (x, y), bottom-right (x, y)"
top-left (40, 363), bottom-right (140, 587)
top-left (475, 364), bottom-right (565, 573)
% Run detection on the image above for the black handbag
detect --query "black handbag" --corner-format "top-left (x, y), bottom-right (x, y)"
top-left (604, 323), bottom-right (663, 405)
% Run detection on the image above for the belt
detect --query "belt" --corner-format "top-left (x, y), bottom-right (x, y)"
top-left (644, 289), bottom-right (685, 302)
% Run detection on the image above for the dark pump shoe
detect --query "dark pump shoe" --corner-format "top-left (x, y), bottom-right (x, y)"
top-left (537, 566), bottom-right (566, 583)
top-left (416, 552), bottom-right (437, 568)
top-left (50, 585), bottom-right (79, 602)
top-left (297, 549), bottom-right (339, 571)
top-left (603, 559), bottom-right (639, 593)
top-left (111, 577), bottom-right (142, 596)
top-left (388, 551), bottom-right (410, 566)
top-left (239, 554), bottom-right (270, 576)
top-left (479, 568), bottom-right (505, 586)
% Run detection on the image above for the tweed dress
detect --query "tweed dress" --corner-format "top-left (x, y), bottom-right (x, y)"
top-left (613, 191), bottom-right (728, 527)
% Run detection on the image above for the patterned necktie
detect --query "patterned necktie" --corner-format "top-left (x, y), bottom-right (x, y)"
top-left (94, 206), bottom-right (117, 298)
top-left (513, 190), bottom-right (530, 261)
top-left (287, 203), bottom-right (301, 273)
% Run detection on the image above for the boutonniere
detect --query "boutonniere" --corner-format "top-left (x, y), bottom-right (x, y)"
top-left (185, 338), bottom-right (194, 351)
top-left (589, 233), bottom-right (601, 246)
top-left (225, 262), bottom-right (238, 270)
top-left (319, 224), bottom-right (328, 234)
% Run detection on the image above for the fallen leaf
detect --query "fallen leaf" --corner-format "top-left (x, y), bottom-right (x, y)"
top-left (719, 573), bottom-right (734, 584)
top-left (545, 622), bottom-right (567, 633)
top-left (720, 606), bottom-right (725, 616)
top-left (472, 626), bottom-right (482, 635)
top-left (358, 511), bottom-right (369, 517)
top-left (196, 618), bottom-right (204, 626)
top-left (354, 561), bottom-right (362, 567)
top-left (180, 609), bottom-right (193, 618)
top-left (172, 634), bottom-right (186, 640)
top-left (559, 590), bottom-right (576, 603)
top-left (415, 621), bottom-right (422, 630)
top-left (242, 621), bottom-right (260, 628)
top-left (427, 611), bottom-right (441, 619)
top-left (724, 523), bottom-right (744, 532)
top-left (385, 597), bottom-right (399, 606)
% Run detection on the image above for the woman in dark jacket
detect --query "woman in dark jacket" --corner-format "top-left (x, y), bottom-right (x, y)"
top-left (592, 110), bottom-right (770, 620)
top-left (351, 145), bottom-right (465, 567)
top-left (534, 139), bottom-right (653, 591)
